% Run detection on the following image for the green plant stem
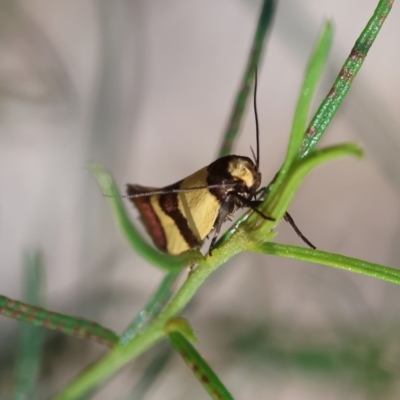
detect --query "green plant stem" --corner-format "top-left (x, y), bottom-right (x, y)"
top-left (168, 332), bottom-right (234, 400)
top-left (248, 143), bottom-right (363, 235)
top-left (218, 0), bottom-right (275, 157)
top-left (299, 0), bottom-right (395, 157)
top-left (120, 271), bottom-right (180, 344)
top-left (252, 242), bottom-right (400, 285)
top-left (280, 21), bottom-right (333, 176)
top-left (0, 295), bottom-right (118, 347)
top-left (13, 251), bottom-right (45, 400)
top-left (53, 236), bottom-right (246, 399)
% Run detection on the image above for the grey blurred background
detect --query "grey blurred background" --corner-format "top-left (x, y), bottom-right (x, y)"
top-left (1, 0), bottom-right (400, 399)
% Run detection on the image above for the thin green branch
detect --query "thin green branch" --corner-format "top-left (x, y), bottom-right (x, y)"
top-left (252, 242), bottom-right (400, 286)
top-left (53, 242), bottom-right (240, 400)
top-left (168, 332), bottom-right (234, 400)
top-left (248, 143), bottom-right (363, 236)
top-left (299, 0), bottom-right (395, 157)
top-left (284, 21), bottom-right (333, 170)
top-left (218, 0), bottom-right (275, 157)
top-left (0, 295), bottom-right (118, 347)
top-left (90, 163), bottom-right (204, 271)
top-left (13, 251), bottom-right (45, 400)
top-left (120, 271), bottom-right (180, 345)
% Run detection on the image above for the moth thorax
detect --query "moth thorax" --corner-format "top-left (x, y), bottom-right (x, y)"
top-left (228, 157), bottom-right (261, 191)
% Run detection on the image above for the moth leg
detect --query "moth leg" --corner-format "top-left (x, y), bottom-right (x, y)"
top-left (208, 200), bottom-right (234, 256)
top-left (284, 211), bottom-right (316, 249)
top-left (234, 193), bottom-right (275, 222)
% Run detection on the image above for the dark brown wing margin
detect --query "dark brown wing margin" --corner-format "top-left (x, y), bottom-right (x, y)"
top-left (126, 184), bottom-right (167, 251)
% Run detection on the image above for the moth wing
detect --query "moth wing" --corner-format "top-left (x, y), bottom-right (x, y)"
top-left (126, 184), bottom-right (168, 251)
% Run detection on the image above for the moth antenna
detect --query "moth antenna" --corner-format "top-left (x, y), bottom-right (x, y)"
top-left (254, 65), bottom-right (260, 170)
top-left (284, 212), bottom-right (316, 249)
top-left (250, 146), bottom-right (257, 165)
top-left (103, 183), bottom-right (237, 199)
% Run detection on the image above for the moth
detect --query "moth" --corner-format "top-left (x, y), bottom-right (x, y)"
top-left (125, 69), bottom-right (314, 255)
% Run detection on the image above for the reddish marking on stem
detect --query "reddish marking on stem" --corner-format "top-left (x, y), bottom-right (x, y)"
top-left (200, 374), bottom-right (210, 384)
top-left (212, 389), bottom-right (223, 400)
top-left (306, 125), bottom-right (316, 138)
top-left (72, 326), bottom-right (81, 336)
top-left (339, 68), bottom-right (354, 83)
top-left (7, 299), bottom-right (16, 308)
top-left (84, 332), bottom-right (93, 340)
top-left (12, 310), bottom-right (21, 319)
top-left (43, 319), bottom-right (52, 328)
top-left (349, 47), bottom-right (365, 62)
top-left (32, 306), bottom-right (41, 314)
top-left (191, 363), bottom-right (199, 373)
top-left (378, 14), bottom-right (387, 26)
top-left (26, 313), bottom-right (36, 322)
top-left (20, 304), bottom-right (29, 313)
top-left (327, 87), bottom-right (337, 99)
top-left (180, 349), bottom-right (189, 359)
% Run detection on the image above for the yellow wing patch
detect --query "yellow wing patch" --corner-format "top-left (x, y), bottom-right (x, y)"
top-left (178, 167), bottom-right (221, 242)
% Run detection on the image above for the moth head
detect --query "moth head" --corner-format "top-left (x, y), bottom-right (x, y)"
top-left (207, 155), bottom-right (261, 198)
top-left (227, 156), bottom-right (261, 196)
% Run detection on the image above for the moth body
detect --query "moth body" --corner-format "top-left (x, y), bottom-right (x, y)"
top-left (127, 155), bottom-right (261, 255)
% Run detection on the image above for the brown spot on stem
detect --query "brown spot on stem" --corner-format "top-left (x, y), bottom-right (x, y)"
top-left (378, 14), bottom-right (387, 26)
top-left (72, 326), bottom-right (80, 335)
top-left (180, 350), bottom-right (188, 359)
top-left (26, 314), bottom-right (35, 322)
top-left (388, 0), bottom-right (394, 7)
top-left (20, 304), bottom-right (29, 312)
top-left (305, 125), bottom-right (316, 138)
top-left (43, 319), bottom-right (51, 328)
top-left (212, 389), bottom-right (223, 400)
top-left (189, 362), bottom-right (199, 372)
top-left (12, 310), bottom-right (21, 319)
top-left (200, 374), bottom-right (210, 384)
top-left (339, 68), bottom-right (354, 83)
top-left (327, 87), bottom-right (337, 99)
top-left (7, 299), bottom-right (16, 308)
top-left (349, 47), bottom-right (364, 62)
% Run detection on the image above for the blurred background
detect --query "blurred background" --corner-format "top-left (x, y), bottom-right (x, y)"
top-left (1, 0), bottom-right (400, 398)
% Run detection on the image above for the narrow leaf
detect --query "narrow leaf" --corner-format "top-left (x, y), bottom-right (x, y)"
top-left (218, 0), bottom-right (275, 157)
top-left (89, 163), bottom-right (204, 270)
top-left (169, 332), bottom-right (234, 400)
top-left (300, 0), bottom-right (395, 157)
top-left (285, 21), bottom-right (333, 166)
top-left (0, 295), bottom-right (118, 347)
top-left (120, 271), bottom-right (180, 345)
top-left (13, 251), bottom-right (45, 400)
top-left (253, 242), bottom-right (400, 286)
top-left (247, 143), bottom-right (363, 238)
